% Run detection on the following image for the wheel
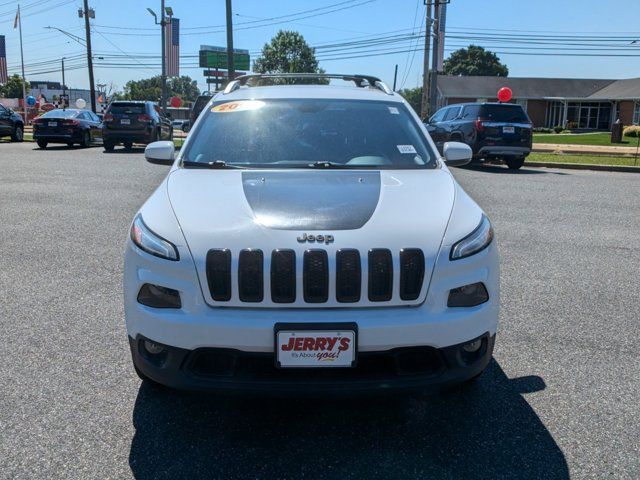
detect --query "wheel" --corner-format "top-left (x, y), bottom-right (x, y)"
top-left (124, 141), bottom-right (133, 150)
top-left (81, 130), bottom-right (91, 148)
top-left (11, 124), bottom-right (24, 142)
top-left (134, 365), bottom-right (164, 390)
top-left (67, 142), bottom-right (75, 148)
top-left (37, 140), bottom-right (48, 149)
top-left (104, 141), bottom-right (115, 152)
top-left (505, 157), bottom-right (525, 170)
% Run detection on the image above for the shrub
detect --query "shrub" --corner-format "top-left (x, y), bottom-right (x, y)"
top-left (533, 127), bottom-right (553, 133)
top-left (560, 130), bottom-right (572, 134)
top-left (623, 125), bottom-right (640, 138)
top-left (553, 125), bottom-right (564, 134)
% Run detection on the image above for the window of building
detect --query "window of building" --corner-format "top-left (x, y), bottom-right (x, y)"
top-left (546, 101), bottom-right (612, 130)
top-left (633, 102), bottom-right (640, 125)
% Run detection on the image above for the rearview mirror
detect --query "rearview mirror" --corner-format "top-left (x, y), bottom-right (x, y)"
top-left (145, 141), bottom-right (175, 165)
top-left (443, 141), bottom-right (472, 167)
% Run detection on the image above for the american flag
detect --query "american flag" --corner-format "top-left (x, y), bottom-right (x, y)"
top-left (0, 35), bottom-right (8, 85)
top-left (165, 18), bottom-right (179, 77)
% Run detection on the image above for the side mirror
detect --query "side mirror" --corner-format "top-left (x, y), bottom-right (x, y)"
top-left (145, 141), bottom-right (175, 165)
top-left (443, 141), bottom-right (472, 167)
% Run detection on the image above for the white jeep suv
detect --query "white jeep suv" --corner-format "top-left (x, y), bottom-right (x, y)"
top-left (124, 74), bottom-right (499, 393)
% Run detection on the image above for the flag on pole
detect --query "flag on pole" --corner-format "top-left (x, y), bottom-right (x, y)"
top-left (0, 36), bottom-right (8, 84)
top-left (165, 18), bottom-right (179, 77)
top-left (13, 7), bottom-right (20, 29)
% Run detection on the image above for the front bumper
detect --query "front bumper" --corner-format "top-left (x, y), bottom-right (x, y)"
top-left (130, 332), bottom-right (495, 393)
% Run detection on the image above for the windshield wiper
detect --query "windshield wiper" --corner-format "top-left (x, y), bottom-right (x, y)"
top-left (308, 161), bottom-right (348, 169)
top-left (182, 160), bottom-right (245, 169)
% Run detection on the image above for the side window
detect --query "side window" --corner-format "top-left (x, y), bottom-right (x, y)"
top-left (90, 112), bottom-right (100, 122)
top-left (80, 112), bottom-right (90, 120)
top-left (461, 105), bottom-right (480, 119)
top-left (444, 106), bottom-right (461, 121)
top-left (430, 108), bottom-right (447, 123)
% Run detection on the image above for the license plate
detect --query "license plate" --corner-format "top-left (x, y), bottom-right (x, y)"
top-left (120, 118), bottom-right (130, 125)
top-left (503, 126), bottom-right (515, 134)
top-left (48, 122), bottom-right (57, 127)
top-left (275, 323), bottom-right (357, 368)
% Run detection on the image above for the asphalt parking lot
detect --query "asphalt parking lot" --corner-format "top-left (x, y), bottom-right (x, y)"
top-left (1, 142), bottom-right (638, 479)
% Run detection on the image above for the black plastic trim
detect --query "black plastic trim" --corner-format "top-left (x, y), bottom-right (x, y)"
top-left (206, 249), bottom-right (232, 301)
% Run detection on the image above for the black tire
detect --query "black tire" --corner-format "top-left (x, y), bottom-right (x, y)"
top-left (505, 157), bottom-right (525, 170)
top-left (81, 130), bottom-right (91, 148)
top-left (124, 141), bottom-right (133, 150)
top-left (67, 142), bottom-right (75, 148)
top-left (37, 140), bottom-right (48, 149)
top-left (104, 141), bottom-right (115, 152)
top-left (134, 365), bottom-right (164, 390)
top-left (11, 124), bottom-right (24, 142)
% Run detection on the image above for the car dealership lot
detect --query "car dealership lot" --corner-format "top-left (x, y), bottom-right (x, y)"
top-left (0, 143), bottom-right (638, 479)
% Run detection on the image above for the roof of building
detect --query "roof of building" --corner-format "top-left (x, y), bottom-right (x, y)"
top-left (587, 77), bottom-right (640, 100)
top-left (436, 76), bottom-right (640, 100)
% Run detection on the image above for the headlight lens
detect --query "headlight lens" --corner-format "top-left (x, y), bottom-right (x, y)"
top-left (130, 214), bottom-right (179, 261)
top-left (450, 214), bottom-right (493, 260)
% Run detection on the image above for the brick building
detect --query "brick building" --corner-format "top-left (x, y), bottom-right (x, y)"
top-left (436, 76), bottom-right (640, 129)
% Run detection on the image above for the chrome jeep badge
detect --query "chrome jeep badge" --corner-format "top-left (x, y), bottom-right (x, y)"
top-left (297, 233), bottom-right (335, 245)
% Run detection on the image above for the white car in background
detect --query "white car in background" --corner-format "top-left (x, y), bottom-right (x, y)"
top-left (124, 73), bottom-right (499, 394)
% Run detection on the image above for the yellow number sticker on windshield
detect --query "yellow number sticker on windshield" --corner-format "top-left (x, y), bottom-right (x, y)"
top-left (212, 100), bottom-right (266, 113)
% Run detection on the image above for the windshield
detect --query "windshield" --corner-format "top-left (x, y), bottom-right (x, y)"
top-left (108, 103), bottom-right (145, 115)
top-left (479, 105), bottom-right (529, 123)
top-left (40, 109), bottom-right (79, 119)
top-left (183, 99), bottom-right (436, 169)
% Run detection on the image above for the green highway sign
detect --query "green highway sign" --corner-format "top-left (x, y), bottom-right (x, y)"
top-left (199, 45), bottom-right (250, 71)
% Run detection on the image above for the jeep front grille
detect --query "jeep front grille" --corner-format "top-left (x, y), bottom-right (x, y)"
top-left (205, 247), bottom-right (426, 306)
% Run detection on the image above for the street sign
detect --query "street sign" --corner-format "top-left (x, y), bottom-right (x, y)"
top-left (203, 69), bottom-right (225, 77)
top-left (199, 45), bottom-right (250, 70)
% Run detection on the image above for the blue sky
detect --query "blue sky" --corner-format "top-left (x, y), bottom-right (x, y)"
top-left (1, 0), bottom-right (639, 93)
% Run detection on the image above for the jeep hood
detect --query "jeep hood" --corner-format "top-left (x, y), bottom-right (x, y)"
top-left (166, 168), bottom-right (456, 307)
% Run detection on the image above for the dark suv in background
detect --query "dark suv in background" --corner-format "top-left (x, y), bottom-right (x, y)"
top-left (102, 101), bottom-right (172, 152)
top-left (0, 104), bottom-right (24, 142)
top-left (426, 102), bottom-right (532, 170)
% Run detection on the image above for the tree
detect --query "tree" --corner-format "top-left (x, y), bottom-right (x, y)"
top-left (397, 86), bottom-right (422, 116)
top-left (443, 45), bottom-right (509, 77)
top-left (120, 75), bottom-right (199, 103)
top-left (253, 30), bottom-right (325, 84)
top-left (0, 74), bottom-right (30, 99)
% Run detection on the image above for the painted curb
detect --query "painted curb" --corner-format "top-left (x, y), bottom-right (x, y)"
top-left (525, 162), bottom-right (640, 173)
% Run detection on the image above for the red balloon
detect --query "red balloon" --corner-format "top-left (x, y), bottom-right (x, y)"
top-left (497, 87), bottom-right (513, 103)
top-left (170, 96), bottom-right (182, 108)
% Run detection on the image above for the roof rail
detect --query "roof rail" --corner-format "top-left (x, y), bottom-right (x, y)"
top-left (222, 73), bottom-right (394, 95)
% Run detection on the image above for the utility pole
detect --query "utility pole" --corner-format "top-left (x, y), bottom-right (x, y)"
top-left (428, 1), bottom-right (440, 114)
top-left (420, 1), bottom-right (432, 120)
top-left (225, 0), bottom-right (235, 82)
top-left (81, 0), bottom-right (96, 112)
top-left (61, 57), bottom-right (66, 109)
top-left (392, 64), bottom-right (398, 91)
top-left (160, 0), bottom-right (167, 114)
top-left (17, 4), bottom-right (28, 122)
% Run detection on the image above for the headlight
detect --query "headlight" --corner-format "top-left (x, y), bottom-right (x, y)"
top-left (450, 214), bottom-right (493, 260)
top-left (130, 214), bottom-right (179, 261)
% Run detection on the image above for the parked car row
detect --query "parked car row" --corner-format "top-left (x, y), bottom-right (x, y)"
top-left (2, 100), bottom-right (177, 151)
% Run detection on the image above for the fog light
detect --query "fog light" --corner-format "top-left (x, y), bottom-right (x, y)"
top-left (137, 283), bottom-right (181, 308)
top-left (447, 282), bottom-right (489, 307)
top-left (462, 338), bottom-right (482, 353)
top-left (144, 340), bottom-right (165, 355)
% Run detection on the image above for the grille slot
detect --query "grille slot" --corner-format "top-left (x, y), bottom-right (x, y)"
top-left (206, 249), bottom-right (232, 301)
top-left (303, 250), bottom-right (329, 303)
top-left (400, 248), bottom-right (425, 301)
top-left (368, 249), bottom-right (393, 302)
top-left (238, 249), bottom-right (264, 302)
top-left (271, 249), bottom-right (296, 303)
top-left (336, 249), bottom-right (361, 303)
